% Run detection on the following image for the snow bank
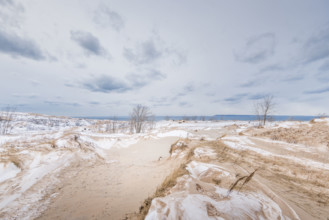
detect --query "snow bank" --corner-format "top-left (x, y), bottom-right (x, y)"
top-left (146, 176), bottom-right (288, 220)
top-left (0, 163), bottom-right (21, 183)
top-left (186, 161), bottom-right (230, 179)
top-left (156, 130), bottom-right (191, 138)
top-left (193, 147), bottom-right (218, 160)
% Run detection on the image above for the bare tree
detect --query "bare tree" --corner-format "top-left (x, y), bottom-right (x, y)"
top-left (0, 107), bottom-right (16, 135)
top-left (129, 105), bottom-right (154, 133)
top-left (254, 95), bottom-right (275, 126)
top-left (106, 116), bottom-right (118, 133)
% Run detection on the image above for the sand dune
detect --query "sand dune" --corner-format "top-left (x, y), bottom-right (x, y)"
top-left (0, 113), bottom-right (328, 219)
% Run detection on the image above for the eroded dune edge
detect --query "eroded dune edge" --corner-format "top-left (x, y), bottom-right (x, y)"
top-left (0, 113), bottom-right (328, 219)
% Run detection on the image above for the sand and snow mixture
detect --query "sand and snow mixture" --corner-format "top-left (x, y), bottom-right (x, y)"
top-left (0, 112), bottom-right (328, 219)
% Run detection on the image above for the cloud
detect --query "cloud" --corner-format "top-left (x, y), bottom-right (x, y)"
top-left (282, 74), bottom-right (304, 82)
top-left (248, 94), bottom-right (264, 100)
top-left (302, 26), bottom-right (329, 64)
top-left (179, 102), bottom-right (192, 107)
top-left (80, 69), bottom-right (165, 93)
top-left (123, 34), bottom-right (187, 66)
top-left (70, 30), bottom-right (106, 56)
top-left (304, 87), bottom-right (329, 94)
top-left (150, 97), bottom-right (171, 107)
top-left (240, 80), bottom-right (259, 88)
top-left (93, 6), bottom-right (124, 31)
top-left (222, 93), bottom-right (269, 103)
top-left (126, 69), bottom-right (166, 88)
top-left (319, 59), bottom-right (329, 71)
top-left (124, 40), bottom-right (162, 65)
top-left (0, 29), bottom-right (45, 60)
top-left (0, 0), bottom-right (13, 6)
top-left (12, 93), bottom-right (39, 99)
top-left (0, 0), bottom-right (24, 28)
top-left (44, 101), bottom-right (81, 107)
top-left (88, 101), bottom-right (100, 105)
top-left (235, 33), bottom-right (276, 64)
top-left (82, 75), bottom-right (130, 93)
top-left (224, 93), bottom-right (248, 103)
top-left (259, 64), bottom-right (285, 73)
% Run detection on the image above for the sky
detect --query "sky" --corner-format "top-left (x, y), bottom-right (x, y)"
top-left (0, 0), bottom-right (329, 116)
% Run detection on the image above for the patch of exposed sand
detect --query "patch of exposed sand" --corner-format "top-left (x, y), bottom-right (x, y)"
top-left (36, 137), bottom-right (181, 220)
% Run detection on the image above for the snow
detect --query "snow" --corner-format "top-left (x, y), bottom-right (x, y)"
top-left (193, 147), bottom-right (218, 159)
top-left (0, 163), bottom-right (21, 183)
top-left (223, 136), bottom-right (329, 170)
top-left (146, 179), bottom-right (288, 220)
top-left (156, 130), bottom-right (191, 138)
top-left (186, 161), bottom-right (230, 179)
top-left (0, 112), bottom-right (324, 219)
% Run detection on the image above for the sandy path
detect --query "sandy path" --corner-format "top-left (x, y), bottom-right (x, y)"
top-left (37, 136), bottom-right (179, 220)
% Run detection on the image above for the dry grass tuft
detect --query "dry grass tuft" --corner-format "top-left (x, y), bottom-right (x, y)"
top-left (10, 157), bottom-right (22, 169)
top-left (227, 169), bottom-right (257, 196)
top-left (169, 140), bottom-right (188, 155)
top-left (255, 123), bottom-right (329, 147)
top-left (137, 163), bottom-right (189, 219)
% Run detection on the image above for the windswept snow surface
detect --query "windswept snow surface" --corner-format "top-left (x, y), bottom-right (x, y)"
top-left (146, 160), bottom-right (293, 220)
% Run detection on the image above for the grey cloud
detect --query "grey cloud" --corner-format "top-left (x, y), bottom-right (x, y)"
top-left (126, 69), bottom-right (166, 87)
top-left (12, 93), bottom-right (39, 99)
top-left (173, 84), bottom-right (195, 99)
top-left (304, 87), bottom-right (329, 94)
top-left (235, 33), bottom-right (275, 64)
top-left (83, 75), bottom-right (129, 93)
top-left (93, 6), bottom-right (124, 31)
top-left (44, 101), bottom-right (81, 107)
top-left (80, 69), bottom-right (165, 94)
top-left (240, 80), bottom-right (259, 88)
top-left (124, 40), bottom-right (162, 65)
top-left (260, 64), bottom-right (285, 73)
top-left (71, 30), bottom-right (106, 56)
top-left (282, 75), bottom-right (304, 82)
top-left (150, 97), bottom-right (171, 107)
top-left (224, 93), bottom-right (248, 103)
top-left (0, 0), bottom-right (24, 27)
top-left (30, 80), bottom-right (40, 86)
top-left (302, 27), bottom-right (329, 64)
top-left (183, 84), bottom-right (195, 93)
top-left (223, 93), bottom-right (268, 103)
top-left (165, 48), bottom-right (187, 65)
top-left (0, 0), bottom-right (13, 6)
top-left (179, 102), bottom-right (192, 107)
top-left (0, 29), bottom-right (44, 60)
top-left (319, 59), bottom-right (329, 71)
top-left (248, 94), bottom-right (264, 100)
top-left (124, 35), bottom-right (187, 66)
top-left (88, 101), bottom-right (100, 105)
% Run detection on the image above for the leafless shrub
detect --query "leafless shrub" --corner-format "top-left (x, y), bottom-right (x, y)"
top-left (129, 104), bottom-right (155, 133)
top-left (106, 117), bottom-right (118, 133)
top-left (254, 95), bottom-right (275, 126)
top-left (0, 107), bottom-right (16, 135)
